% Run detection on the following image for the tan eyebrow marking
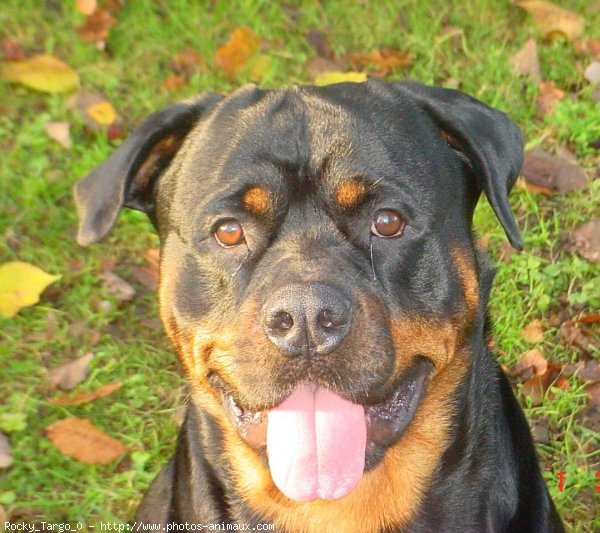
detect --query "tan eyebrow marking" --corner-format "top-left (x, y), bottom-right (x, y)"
top-left (242, 186), bottom-right (272, 216)
top-left (335, 179), bottom-right (367, 209)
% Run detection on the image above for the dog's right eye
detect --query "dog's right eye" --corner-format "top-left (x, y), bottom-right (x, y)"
top-left (213, 219), bottom-right (245, 247)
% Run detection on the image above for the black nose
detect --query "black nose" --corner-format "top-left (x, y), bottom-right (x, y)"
top-left (263, 283), bottom-right (352, 357)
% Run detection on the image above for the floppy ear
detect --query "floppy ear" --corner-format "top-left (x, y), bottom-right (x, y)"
top-left (73, 93), bottom-right (223, 246)
top-left (394, 81), bottom-right (524, 250)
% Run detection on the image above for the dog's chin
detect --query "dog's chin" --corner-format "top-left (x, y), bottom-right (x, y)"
top-left (213, 357), bottom-right (432, 472)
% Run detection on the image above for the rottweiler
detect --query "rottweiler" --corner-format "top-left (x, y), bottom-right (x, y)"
top-left (74, 80), bottom-right (564, 532)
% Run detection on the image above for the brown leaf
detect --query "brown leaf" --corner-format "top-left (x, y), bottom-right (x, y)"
top-left (574, 38), bottom-right (600, 60)
top-left (583, 62), bottom-right (600, 84)
top-left (522, 319), bottom-right (544, 343)
top-left (305, 56), bottom-right (345, 79)
top-left (569, 220), bottom-right (600, 263)
top-left (521, 363), bottom-right (561, 406)
top-left (306, 30), bottom-right (334, 59)
top-left (49, 352), bottom-right (93, 391)
top-left (2, 37), bottom-right (26, 61)
top-left (215, 27), bottom-right (261, 80)
top-left (44, 121), bottom-right (72, 149)
top-left (530, 418), bottom-right (550, 444)
top-left (161, 74), bottom-right (188, 92)
top-left (347, 48), bottom-right (411, 76)
top-left (171, 50), bottom-right (203, 76)
top-left (535, 81), bottom-right (564, 119)
top-left (510, 38), bottom-right (541, 83)
top-left (571, 361), bottom-right (600, 382)
top-left (520, 147), bottom-right (588, 193)
top-left (560, 320), bottom-right (599, 351)
top-left (76, 10), bottom-right (117, 43)
top-left (99, 271), bottom-right (136, 302)
top-left (50, 381), bottom-right (122, 406)
top-left (515, 1), bottom-right (585, 41)
top-left (515, 177), bottom-right (553, 196)
top-left (587, 382), bottom-right (600, 407)
top-left (578, 313), bottom-right (600, 324)
top-left (497, 241), bottom-right (518, 263)
top-left (45, 417), bottom-right (126, 464)
top-left (131, 266), bottom-right (158, 291)
top-left (0, 432), bottom-right (13, 468)
top-left (76, 0), bottom-right (97, 16)
top-left (514, 348), bottom-right (548, 381)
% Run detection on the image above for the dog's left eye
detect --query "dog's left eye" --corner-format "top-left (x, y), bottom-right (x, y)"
top-left (371, 210), bottom-right (405, 238)
top-left (214, 219), bottom-right (245, 247)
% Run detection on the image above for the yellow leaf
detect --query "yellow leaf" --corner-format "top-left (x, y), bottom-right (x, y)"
top-left (86, 100), bottom-right (117, 125)
top-left (515, 1), bottom-right (585, 41)
top-left (1, 54), bottom-right (79, 93)
top-left (0, 262), bottom-right (61, 318)
top-left (314, 71), bottom-right (367, 86)
top-left (249, 54), bottom-right (271, 82)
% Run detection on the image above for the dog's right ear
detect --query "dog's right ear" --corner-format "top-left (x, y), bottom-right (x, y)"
top-left (73, 93), bottom-right (223, 246)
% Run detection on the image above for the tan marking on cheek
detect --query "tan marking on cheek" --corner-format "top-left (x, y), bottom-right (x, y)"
top-left (243, 186), bottom-right (272, 216)
top-left (335, 180), bottom-right (367, 209)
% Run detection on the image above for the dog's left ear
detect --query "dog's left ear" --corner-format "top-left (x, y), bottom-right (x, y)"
top-left (395, 82), bottom-right (524, 250)
top-left (74, 93), bottom-right (223, 246)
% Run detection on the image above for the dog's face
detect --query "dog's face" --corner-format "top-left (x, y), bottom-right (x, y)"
top-left (75, 81), bottom-right (523, 507)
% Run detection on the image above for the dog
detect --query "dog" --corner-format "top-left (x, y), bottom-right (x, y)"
top-left (74, 80), bottom-right (564, 532)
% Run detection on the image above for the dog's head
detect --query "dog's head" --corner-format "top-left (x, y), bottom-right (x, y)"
top-left (74, 81), bottom-right (522, 505)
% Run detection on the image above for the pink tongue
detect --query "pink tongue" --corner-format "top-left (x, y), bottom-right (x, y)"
top-left (266, 384), bottom-right (366, 502)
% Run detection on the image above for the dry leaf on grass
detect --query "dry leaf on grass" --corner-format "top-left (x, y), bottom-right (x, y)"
top-left (0, 262), bottom-right (61, 318)
top-left (0, 433), bottom-right (13, 468)
top-left (568, 220), bottom-right (600, 263)
top-left (583, 62), bottom-right (600, 84)
top-left (305, 56), bottom-right (345, 79)
top-left (515, 0), bottom-right (585, 41)
top-left (162, 74), bottom-right (188, 92)
top-left (522, 319), bottom-right (544, 344)
top-left (560, 320), bottom-right (599, 351)
top-left (574, 38), bottom-right (600, 60)
top-left (49, 352), bottom-right (93, 391)
top-left (521, 363), bottom-right (563, 406)
top-left (587, 383), bottom-right (600, 407)
top-left (44, 121), bottom-right (72, 149)
top-left (76, 0), bottom-right (97, 16)
top-left (563, 360), bottom-right (600, 382)
top-left (306, 30), bottom-right (334, 59)
top-left (215, 27), bottom-right (261, 80)
top-left (509, 38), bottom-right (541, 82)
top-left (513, 348), bottom-right (548, 381)
top-left (99, 271), bottom-right (136, 302)
top-left (520, 147), bottom-right (588, 193)
top-left (2, 37), bottom-right (26, 61)
top-left (76, 10), bottom-right (117, 43)
top-left (50, 381), bottom-right (122, 406)
top-left (536, 81), bottom-right (564, 118)
top-left (1, 54), bottom-right (79, 93)
top-left (347, 48), bottom-right (411, 76)
top-left (171, 50), bottom-right (203, 76)
top-left (131, 266), bottom-right (158, 291)
top-left (46, 417), bottom-right (126, 464)
top-left (314, 71), bottom-right (367, 86)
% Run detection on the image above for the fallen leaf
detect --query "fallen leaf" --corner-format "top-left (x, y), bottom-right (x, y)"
top-left (305, 56), bottom-right (345, 78)
top-left (99, 271), bottom-right (136, 302)
top-left (2, 37), bottom-right (26, 61)
top-left (0, 262), bottom-right (61, 318)
top-left (514, 348), bottom-right (548, 381)
top-left (45, 417), bottom-right (126, 464)
top-left (584, 62), bottom-right (600, 84)
top-left (249, 54), bottom-right (271, 82)
top-left (76, 0), bottom-right (97, 16)
top-left (530, 418), bottom-right (550, 444)
top-left (587, 383), bottom-right (600, 407)
top-left (578, 313), bottom-right (600, 324)
top-left (574, 38), bottom-right (600, 60)
top-left (515, 177), bottom-right (553, 196)
top-left (560, 320), bottom-right (599, 351)
top-left (509, 38), bottom-right (541, 82)
top-left (86, 100), bottom-right (117, 126)
top-left (162, 74), bottom-right (188, 91)
top-left (306, 30), bottom-right (334, 59)
top-left (347, 48), bottom-right (411, 76)
top-left (314, 71), bottom-right (367, 86)
top-left (520, 147), bottom-right (588, 193)
top-left (49, 352), bottom-right (94, 391)
top-left (171, 49), bottom-right (203, 76)
top-left (107, 122), bottom-right (123, 142)
top-left (215, 27), bottom-right (261, 80)
top-left (76, 10), bottom-right (117, 42)
top-left (1, 54), bottom-right (79, 93)
top-left (515, 0), bottom-right (585, 41)
top-left (497, 241), bottom-right (518, 263)
top-left (44, 121), bottom-right (72, 149)
top-left (50, 381), bottom-right (122, 406)
top-left (569, 220), bottom-right (600, 263)
top-left (536, 81), bottom-right (564, 118)
top-left (0, 433), bottom-right (13, 468)
top-left (522, 319), bottom-right (545, 344)
top-left (564, 360), bottom-right (600, 382)
top-left (131, 266), bottom-right (158, 291)
top-left (521, 363), bottom-right (561, 406)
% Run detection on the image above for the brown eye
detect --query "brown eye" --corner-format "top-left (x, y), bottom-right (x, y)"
top-left (371, 210), bottom-right (404, 238)
top-left (214, 219), bottom-right (245, 247)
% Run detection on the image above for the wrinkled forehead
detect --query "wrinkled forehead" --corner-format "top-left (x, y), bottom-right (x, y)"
top-left (170, 84), bottom-right (453, 217)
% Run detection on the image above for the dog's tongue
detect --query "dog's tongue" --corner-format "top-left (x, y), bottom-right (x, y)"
top-left (266, 384), bottom-right (366, 502)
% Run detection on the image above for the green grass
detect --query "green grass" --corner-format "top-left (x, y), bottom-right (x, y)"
top-left (1, 0), bottom-right (598, 530)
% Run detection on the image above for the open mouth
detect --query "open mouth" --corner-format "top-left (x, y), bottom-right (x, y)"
top-left (216, 357), bottom-right (432, 502)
